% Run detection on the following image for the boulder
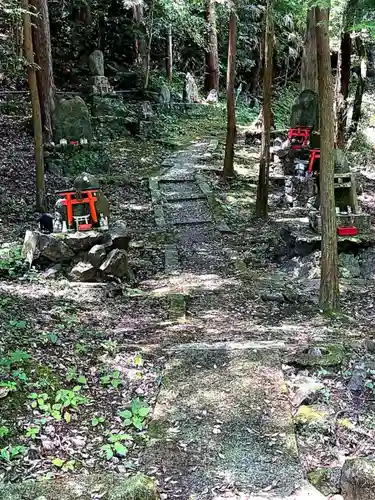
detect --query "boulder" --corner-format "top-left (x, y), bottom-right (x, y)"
top-left (64, 231), bottom-right (103, 252)
top-left (88, 244), bottom-right (107, 268)
top-left (53, 96), bottom-right (92, 143)
top-left (89, 50), bottom-right (104, 76)
top-left (359, 248), bottom-right (375, 279)
top-left (158, 84), bottom-right (171, 105)
top-left (92, 96), bottom-right (127, 117)
top-left (308, 467), bottom-right (342, 497)
top-left (100, 248), bottom-right (129, 277)
top-left (22, 232), bottom-right (74, 264)
top-left (341, 458), bottom-right (375, 500)
top-left (339, 253), bottom-right (361, 279)
top-left (105, 220), bottom-right (130, 250)
top-left (69, 262), bottom-right (97, 282)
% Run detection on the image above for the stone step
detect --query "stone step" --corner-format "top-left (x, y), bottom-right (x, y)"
top-left (142, 347), bottom-right (324, 499)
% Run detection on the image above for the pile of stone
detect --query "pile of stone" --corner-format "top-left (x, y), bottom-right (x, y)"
top-left (22, 221), bottom-right (132, 282)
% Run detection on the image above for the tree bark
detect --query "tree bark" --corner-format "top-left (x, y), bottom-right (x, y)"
top-left (22, 0), bottom-right (46, 212)
top-left (166, 24), bottom-right (172, 82)
top-left (223, 7), bottom-right (237, 180)
top-left (204, 0), bottom-right (219, 91)
top-left (30, 0), bottom-right (54, 143)
top-left (350, 38), bottom-right (367, 134)
top-left (133, 4), bottom-right (146, 70)
top-left (144, 0), bottom-right (155, 89)
top-left (336, 31), bottom-right (351, 147)
top-left (315, 6), bottom-right (339, 312)
top-left (255, 0), bottom-right (273, 217)
top-left (301, 8), bottom-right (318, 92)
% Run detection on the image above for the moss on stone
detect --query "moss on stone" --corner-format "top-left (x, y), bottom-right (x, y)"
top-left (294, 405), bottom-right (327, 425)
top-left (308, 467), bottom-right (341, 496)
top-left (111, 473), bottom-right (159, 500)
top-left (147, 419), bottom-right (169, 439)
top-left (292, 344), bottom-right (344, 367)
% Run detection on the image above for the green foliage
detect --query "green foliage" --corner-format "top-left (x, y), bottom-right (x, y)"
top-left (101, 433), bottom-right (133, 460)
top-left (0, 246), bottom-right (27, 279)
top-left (28, 387), bottom-right (89, 421)
top-left (118, 398), bottom-right (150, 431)
top-left (91, 415), bottom-right (106, 427)
top-left (100, 370), bottom-right (122, 388)
top-left (0, 445), bottom-right (26, 462)
top-left (0, 426), bottom-right (10, 439)
top-left (52, 457), bottom-right (76, 471)
top-left (25, 425), bottom-right (40, 440)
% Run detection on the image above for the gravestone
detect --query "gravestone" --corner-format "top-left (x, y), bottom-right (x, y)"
top-left (290, 90), bottom-right (319, 130)
top-left (140, 101), bottom-right (153, 119)
top-left (183, 72), bottom-right (200, 103)
top-left (53, 96), bottom-right (92, 143)
top-left (89, 50), bottom-right (105, 76)
top-left (158, 84), bottom-right (171, 105)
top-left (206, 89), bottom-right (218, 104)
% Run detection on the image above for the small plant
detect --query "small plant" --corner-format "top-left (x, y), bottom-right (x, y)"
top-left (101, 371), bottom-right (122, 389)
top-left (0, 445), bottom-right (27, 461)
top-left (40, 331), bottom-right (60, 345)
top-left (0, 426), bottom-right (10, 438)
top-left (25, 425), bottom-right (40, 440)
top-left (101, 433), bottom-right (133, 460)
top-left (91, 415), bottom-right (105, 427)
top-left (0, 246), bottom-right (27, 278)
top-left (101, 340), bottom-right (119, 356)
top-left (9, 320), bottom-right (26, 330)
top-left (118, 398), bottom-right (150, 430)
top-left (12, 369), bottom-right (28, 383)
top-left (134, 352), bottom-right (144, 368)
top-left (0, 350), bottom-right (30, 368)
top-left (52, 457), bottom-right (76, 471)
top-left (66, 367), bottom-right (87, 385)
top-left (0, 381), bottom-right (17, 392)
top-left (75, 343), bottom-right (88, 355)
top-left (28, 388), bottom-right (89, 422)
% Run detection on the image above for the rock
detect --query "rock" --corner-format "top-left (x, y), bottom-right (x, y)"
top-left (291, 376), bottom-right (324, 407)
top-left (339, 253), bottom-right (361, 279)
top-left (328, 496), bottom-right (344, 500)
top-left (42, 264), bottom-right (61, 279)
top-left (359, 248), bottom-right (375, 280)
top-left (92, 96), bottom-right (127, 117)
top-left (69, 262), bottom-right (97, 282)
top-left (89, 75), bottom-right (114, 95)
top-left (64, 231), bottom-right (103, 252)
top-left (341, 458), bottom-right (375, 500)
top-left (184, 72), bottom-right (200, 103)
top-left (290, 89), bottom-right (319, 130)
top-left (53, 96), bottom-right (92, 143)
top-left (105, 220), bottom-right (131, 250)
top-left (348, 369), bottom-right (366, 393)
top-left (206, 89), bottom-right (218, 104)
top-left (100, 248), bottom-right (129, 278)
top-left (89, 49), bottom-right (104, 76)
top-left (158, 84), bottom-right (171, 105)
top-left (364, 339), bottom-right (375, 353)
top-left (22, 230), bottom-right (40, 265)
top-left (88, 244), bottom-right (107, 268)
top-left (308, 467), bottom-right (342, 497)
top-left (96, 192), bottom-right (110, 221)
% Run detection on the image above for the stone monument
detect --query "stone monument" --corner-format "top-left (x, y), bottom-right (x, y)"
top-left (290, 90), bottom-right (319, 130)
top-left (183, 73), bottom-right (200, 103)
top-left (88, 49), bottom-right (114, 96)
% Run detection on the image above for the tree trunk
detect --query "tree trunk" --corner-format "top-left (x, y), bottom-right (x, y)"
top-left (350, 39), bottom-right (367, 134)
top-left (30, 0), bottom-right (54, 143)
top-left (22, 0), bottom-right (46, 212)
top-left (204, 0), bottom-right (219, 92)
top-left (166, 24), bottom-right (172, 82)
top-left (336, 31), bottom-right (351, 147)
top-left (301, 8), bottom-right (318, 92)
top-left (133, 4), bottom-right (146, 70)
top-left (223, 7), bottom-right (237, 180)
top-left (255, 0), bottom-right (273, 217)
top-left (315, 6), bottom-right (339, 312)
top-left (144, 0), bottom-right (155, 89)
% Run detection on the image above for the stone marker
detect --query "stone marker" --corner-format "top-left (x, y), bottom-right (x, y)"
top-left (53, 96), bottom-right (92, 143)
top-left (183, 72), bottom-right (200, 103)
top-left (100, 248), bottom-right (129, 277)
top-left (158, 84), bottom-right (171, 105)
top-left (89, 49), bottom-right (105, 76)
top-left (69, 261), bottom-right (97, 282)
top-left (141, 101), bottom-right (153, 119)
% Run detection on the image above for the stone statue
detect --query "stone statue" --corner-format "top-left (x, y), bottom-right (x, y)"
top-left (290, 90), bottom-right (319, 130)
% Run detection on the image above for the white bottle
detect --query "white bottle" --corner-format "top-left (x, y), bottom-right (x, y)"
top-left (62, 221), bottom-right (68, 233)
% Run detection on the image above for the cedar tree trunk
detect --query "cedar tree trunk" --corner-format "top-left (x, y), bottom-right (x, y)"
top-left (30, 0), bottom-right (55, 143)
top-left (22, 0), bottom-right (46, 212)
top-left (301, 8), bottom-right (318, 92)
top-left (204, 0), bottom-right (219, 91)
top-left (223, 7), bottom-right (237, 179)
top-left (350, 38), bottom-right (367, 134)
top-left (166, 24), bottom-right (172, 82)
top-left (255, 0), bottom-right (274, 217)
top-left (315, 6), bottom-right (339, 311)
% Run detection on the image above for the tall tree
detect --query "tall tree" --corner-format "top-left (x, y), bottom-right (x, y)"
top-left (22, 0), bottom-right (46, 212)
top-left (204, 0), bottom-right (219, 91)
top-left (336, 0), bottom-right (359, 147)
top-left (30, 0), bottom-right (54, 143)
top-left (349, 37), bottom-right (367, 134)
top-left (255, 0), bottom-right (274, 217)
top-left (166, 24), bottom-right (173, 82)
top-left (301, 8), bottom-right (318, 92)
top-left (223, 4), bottom-right (237, 179)
top-left (315, 5), bottom-right (339, 311)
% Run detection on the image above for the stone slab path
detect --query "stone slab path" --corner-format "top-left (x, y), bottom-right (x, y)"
top-left (146, 141), bottom-right (326, 499)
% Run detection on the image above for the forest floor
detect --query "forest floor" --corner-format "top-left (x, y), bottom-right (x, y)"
top-left (1, 90), bottom-right (375, 499)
